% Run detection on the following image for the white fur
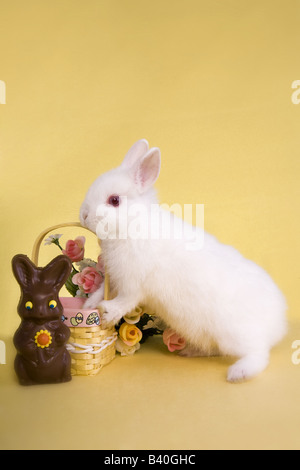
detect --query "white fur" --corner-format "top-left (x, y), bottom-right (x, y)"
top-left (80, 140), bottom-right (287, 382)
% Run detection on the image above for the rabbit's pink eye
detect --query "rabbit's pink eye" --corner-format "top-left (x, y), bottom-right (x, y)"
top-left (108, 195), bottom-right (120, 207)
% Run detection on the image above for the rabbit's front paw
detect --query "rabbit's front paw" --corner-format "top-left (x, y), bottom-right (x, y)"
top-left (84, 285), bottom-right (104, 309)
top-left (84, 296), bottom-right (98, 309)
top-left (99, 300), bottom-right (124, 327)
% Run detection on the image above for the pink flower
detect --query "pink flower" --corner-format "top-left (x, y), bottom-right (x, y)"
top-left (163, 329), bottom-right (186, 353)
top-left (72, 267), bottom-right (103, 294)
top-left (62, 237), bottom-right (85, 262)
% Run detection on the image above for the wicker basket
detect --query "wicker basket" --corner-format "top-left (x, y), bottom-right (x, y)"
top-left (31, 222), bottom-right (117, 376)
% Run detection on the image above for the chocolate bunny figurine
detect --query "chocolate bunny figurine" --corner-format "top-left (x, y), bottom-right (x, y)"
top-left (12, 254), bottom-right (73, 385)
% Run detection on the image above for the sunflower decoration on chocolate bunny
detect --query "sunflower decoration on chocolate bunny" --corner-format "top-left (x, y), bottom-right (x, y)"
top-left (12, 254), bottom-right (73, 385)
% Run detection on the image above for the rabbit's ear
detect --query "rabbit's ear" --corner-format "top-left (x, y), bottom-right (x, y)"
top-left (12, 254), bottom-right (36, 289)
top-left (132, 147), bottom-right (161, 193)
top-left (42, 255), bottom-right (72, 291)
top-left (121, 139), bottom-right (149, 169)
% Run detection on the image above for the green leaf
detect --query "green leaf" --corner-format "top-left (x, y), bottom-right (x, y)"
top-left (65, 268), bottom-right (79, 297)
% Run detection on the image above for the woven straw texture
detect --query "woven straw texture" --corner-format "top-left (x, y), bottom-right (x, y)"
top-left (69, 326), bottom-right (116, 376)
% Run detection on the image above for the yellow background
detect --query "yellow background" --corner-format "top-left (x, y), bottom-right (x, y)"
top-left (0, 0), bottom-right (300, 450)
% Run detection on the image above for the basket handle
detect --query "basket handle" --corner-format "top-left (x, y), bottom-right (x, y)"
top-left (31, 222), bottom-right (110, 301)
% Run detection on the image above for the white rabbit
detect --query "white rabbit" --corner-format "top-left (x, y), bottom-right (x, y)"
top-left (80, 139), bottom-right (287, 382)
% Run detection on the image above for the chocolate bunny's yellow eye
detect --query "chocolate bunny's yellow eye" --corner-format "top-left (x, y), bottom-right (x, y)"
top-left (25, 301), bottom-right (33, 310)
top-left (49, 300), bottom-right (57, 309)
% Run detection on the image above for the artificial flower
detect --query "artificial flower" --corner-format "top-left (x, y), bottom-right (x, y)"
top-left (72, 266), bottom-right (103, 294)
top-left (75, 257), bottom-right (97, 271)
top-left (44, 234), bottom-right (63, 245)
top-left (115, 338), bottom-right (141, 356)
top-left (119, 322), bottom-right (142, 346)
top-left (62, 236), bottom-right (85, 262)
top-left (123, 307), bottom-right (143, 325)
top-left (143, 317), bottom-right (165, 331)
top-left (163, 328), bottom-right (186, 352)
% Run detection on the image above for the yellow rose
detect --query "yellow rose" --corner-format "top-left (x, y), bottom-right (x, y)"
top-left (119, 322), bottom-right (142, 346)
